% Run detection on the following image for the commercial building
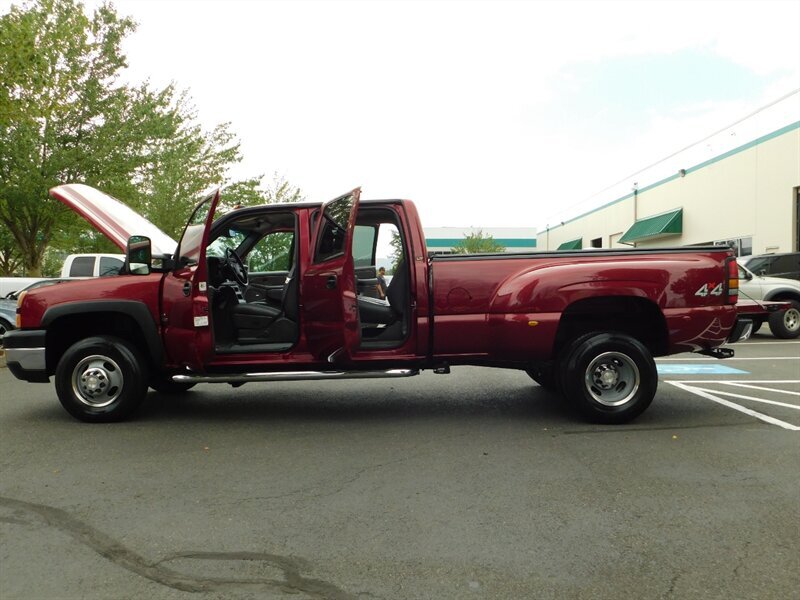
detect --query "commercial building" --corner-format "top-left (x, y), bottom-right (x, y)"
top-left (538, 93), bottom-right (800, 257)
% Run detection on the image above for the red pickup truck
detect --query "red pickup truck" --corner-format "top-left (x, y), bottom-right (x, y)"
top-left (4, 184), bottom-right (751, 424)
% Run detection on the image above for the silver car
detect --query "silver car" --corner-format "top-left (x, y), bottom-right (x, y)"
top-left (0, 279), bottom-right (72, 346)
top-left (738, 264), bottom-right (800, 338)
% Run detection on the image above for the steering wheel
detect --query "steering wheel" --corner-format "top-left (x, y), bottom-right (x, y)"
top-left (224, 248), bottom-right (249, 286)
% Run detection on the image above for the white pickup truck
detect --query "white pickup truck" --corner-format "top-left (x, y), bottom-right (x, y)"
top-left (0, 253), bottom-right (124, 297)
top-left (59, 253), bottom-right (124, 278)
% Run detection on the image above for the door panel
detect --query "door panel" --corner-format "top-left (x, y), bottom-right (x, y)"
top-left (161, 190), bottom-right (221, 369)
top-left (244, 272), bottom-right (289, 304)
top-left (302, 188), bottom-right (361, 362)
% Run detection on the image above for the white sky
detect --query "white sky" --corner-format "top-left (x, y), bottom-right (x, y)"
top-left (5, 0), bottom-right (800, 230)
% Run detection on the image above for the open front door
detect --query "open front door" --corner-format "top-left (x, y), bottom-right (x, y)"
top-left (161, 189), bottom-right (222, 369)
top-left (302, 188), bottom-right (361, 363)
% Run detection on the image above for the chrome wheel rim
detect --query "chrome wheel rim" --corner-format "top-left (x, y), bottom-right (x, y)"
top-left (584, 351), bottom-right (640, 407)
top-left (71, 354), bottom-right (123, 408)
top-left (784, 308), bottom-right (800, 332)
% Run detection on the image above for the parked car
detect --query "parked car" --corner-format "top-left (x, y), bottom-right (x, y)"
top-left (0, 302), bottom-right (14, 344)
top-left (741, 252), bottom-right (800, 281)
top-left (0, 279), bottom-right (74, 346)
top-left (0, 254), bottom-right (125, 298)
top-left (737, 264), bottom-right (800, 338)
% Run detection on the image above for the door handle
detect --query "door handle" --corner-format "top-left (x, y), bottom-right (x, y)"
top-left (326, 275), bottom-right (337, 289)
top-left (183, 281), bottom-right (192, 297)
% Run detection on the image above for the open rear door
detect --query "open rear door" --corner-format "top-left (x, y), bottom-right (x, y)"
top-left (302, 188), bottom-right (361, 363)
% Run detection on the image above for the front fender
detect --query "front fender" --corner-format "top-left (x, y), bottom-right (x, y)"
top-left (42, 300), bottom-right (164, 367)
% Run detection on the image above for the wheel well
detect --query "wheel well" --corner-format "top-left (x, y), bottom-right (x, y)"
top-left (554, 296), bottom-right (668, 357)
top-left (769, 292), bottom-right (800, 305)
top-left (45, 313), bottom-right (152, 375)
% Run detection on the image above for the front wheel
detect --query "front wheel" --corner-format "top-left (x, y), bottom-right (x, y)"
top-left (55, 336), bottom-right (149, 422)
top-left (768, 301), bottom-right (800, 339)
top-left (559, 333), bottom-right (657, 424)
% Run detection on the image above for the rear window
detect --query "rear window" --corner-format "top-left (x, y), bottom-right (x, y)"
top-left (69, 256), bottom-right (95, 277)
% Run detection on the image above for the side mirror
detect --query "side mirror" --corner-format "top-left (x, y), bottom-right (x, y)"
top-left (126, 235), bottom-right (152, 275)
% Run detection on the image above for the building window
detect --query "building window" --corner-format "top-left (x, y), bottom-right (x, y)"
top-left (591, 237), bottom-right (602, 248)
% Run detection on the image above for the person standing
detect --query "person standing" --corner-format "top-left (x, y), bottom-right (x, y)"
top-left (376, 266), bottom-right (388, 299)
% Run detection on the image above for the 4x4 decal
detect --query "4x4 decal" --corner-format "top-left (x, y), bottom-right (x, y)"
top-left (695, 283), bottom-right (724, 297)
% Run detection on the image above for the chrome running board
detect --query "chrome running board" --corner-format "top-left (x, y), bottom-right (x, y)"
top-left (172, 368), bottom-right (420, 384)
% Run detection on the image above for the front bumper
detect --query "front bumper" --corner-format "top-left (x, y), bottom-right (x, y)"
top-left (3, 329), bottom-right (49, 383)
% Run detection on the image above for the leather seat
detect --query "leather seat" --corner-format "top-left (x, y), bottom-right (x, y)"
top-left (232, 301), bottom-right (281, 330)
top-left (232, 267), bottom-right (298, 340)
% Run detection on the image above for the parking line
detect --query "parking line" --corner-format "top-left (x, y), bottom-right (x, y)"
top-left (669, 380), bottom-right (800, 384)
top-left (668, 381), bottom-right (800, 431)
top-left (724, 382), bottom-right (800, 396)
top-left (739, 340), bottom-right (800, 345)
top-left (689, 387), bottom-right (800, 410)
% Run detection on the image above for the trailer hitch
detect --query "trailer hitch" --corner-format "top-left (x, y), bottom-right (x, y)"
top-left (697, 347), bottom-right (735, 359)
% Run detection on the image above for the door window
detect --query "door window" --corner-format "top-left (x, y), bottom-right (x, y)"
top-left (315, 193), bottom-right (355, 262)
top-left (353, 225), bottom-right (377, 268)
top-left (177, 192), bottom-right (218, 265)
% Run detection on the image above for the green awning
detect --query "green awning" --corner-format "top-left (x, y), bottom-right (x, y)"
top-left (619, 208), bottom-right (683, 244)
top-left (557, 238), bottom-right (582, 250)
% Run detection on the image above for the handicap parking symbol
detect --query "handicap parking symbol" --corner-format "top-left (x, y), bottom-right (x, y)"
top-left (657, 364), bottom-right (749, 375)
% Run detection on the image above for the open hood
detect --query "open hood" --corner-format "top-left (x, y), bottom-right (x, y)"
top-left (50, 184), bottom-right (178, 256)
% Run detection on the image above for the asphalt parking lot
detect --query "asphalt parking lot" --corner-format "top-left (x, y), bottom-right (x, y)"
top-left (1, 334), bottom-right (798, 600)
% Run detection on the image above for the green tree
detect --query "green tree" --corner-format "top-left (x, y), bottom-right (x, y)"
top-left (451, 230), bottom-right (506, 254)
top-left (220, 172), bottom-right (304, 213)
top-left (0, 225), bottom-right (23, 275)
top-left (0, 0), bottom-right (281, 272)
top-left (0, 0), bottom-right (140, 274)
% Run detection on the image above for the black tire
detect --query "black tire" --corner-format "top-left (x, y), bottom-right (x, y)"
top-left (768, 301), bottom-right (800, 339)
top-left (54, 336), bottom-right (149, 423)
top-left (149, 377), bottom-right (196, 394)
top-left (559, 332), bottom-right (657, 424)
top-left (751, 320), bottom-right (763, 334)
top-left (0, 318), bottom-right (13, 347)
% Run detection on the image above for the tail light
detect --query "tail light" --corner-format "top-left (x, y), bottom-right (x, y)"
top-left (725, 257), bottom-right (738, 304)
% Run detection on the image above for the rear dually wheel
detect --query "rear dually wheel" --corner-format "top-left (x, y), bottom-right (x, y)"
top-left (559, 332), bottom-right (657, 424)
